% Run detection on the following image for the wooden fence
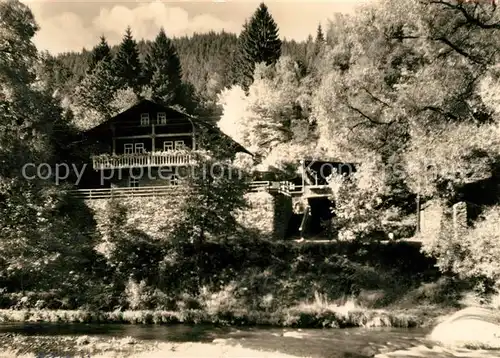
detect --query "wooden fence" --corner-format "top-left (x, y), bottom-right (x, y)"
top-left (72, 181), bottom-right (305, 200)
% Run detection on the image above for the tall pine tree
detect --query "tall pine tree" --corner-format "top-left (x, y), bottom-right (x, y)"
top-left (73, 59), bottom-right (120, 128)
top-left (143, 28), bottom-right (183, 106)
top-left (113, 27), bottom-right (142, 94)
top-left (232, 3), bottom-right (282, 91)
top-left (314, 24), bottom-right (325, 57)
top-left (315, 24), bottom-right (325, 43)
top-left (73, 35), bottom-right (121, 129)
top-left (307, 24), bottom-right (326, 76)
top-left (88, 35), bottom-right (112, 73)
top-left (229, 21), bottom-right (253, 91)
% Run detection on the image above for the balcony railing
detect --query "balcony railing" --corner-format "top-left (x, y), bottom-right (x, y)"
top-left (92, 151), bottom-right (197, 170)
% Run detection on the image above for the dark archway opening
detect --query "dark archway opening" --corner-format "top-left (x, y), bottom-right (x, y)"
top-left (307, 197), bottom-right (334, 238)
top-left (285, 197), bottom-right (334, 239)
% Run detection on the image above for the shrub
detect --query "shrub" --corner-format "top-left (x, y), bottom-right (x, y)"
top-left (328, 156), bottom-right (410, 241)
top-left (422, 206), bottom-right (500, 294)
top-left (124, 279), bottom-right (154, 310)
top-left (199, 283), bottom-right (241, 315)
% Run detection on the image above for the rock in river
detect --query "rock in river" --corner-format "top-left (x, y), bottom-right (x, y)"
top-left (429, 306), bottom-right (500, 349)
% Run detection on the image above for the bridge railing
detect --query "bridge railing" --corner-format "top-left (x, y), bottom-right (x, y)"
top-left (71, 181), bottom-right (305, 200)
top-left (69, 181), bottom-right (335, 200)
top-left (72, 185), bottom-right (184, 199)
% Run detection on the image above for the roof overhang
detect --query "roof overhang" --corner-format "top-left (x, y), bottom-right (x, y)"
top-left (81, 99), bottom-right (253, 156)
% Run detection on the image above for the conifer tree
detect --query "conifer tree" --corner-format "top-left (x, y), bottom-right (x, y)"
top-left (232, 3), bottom-right (282, 91)
top-left (88, 35), bottom-right (112, 73)
top-left (315, 24), bottom-right (325, 44)
top-left (113, 27), bottom-right (142, 93)
top-left (314, 24), bottom-right (326, 57)
top-left (307, 24), bottom-right (326, 76)
top-left (73, 59), bottom-right (120, 127)
top-left (246, 3), bottom-right (282, 65)
top-left (229, 21), bottom-right (252, 89)
top-left (143, 28), bottom-right (183, 106)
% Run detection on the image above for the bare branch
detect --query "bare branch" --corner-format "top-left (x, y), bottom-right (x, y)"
top-left (419, 105), bottom-right (460, 121)
top-left (346, 100), bottom-right (394, 126)
top-left (362, 88), bottom-right (392, 108)
top-left (433, 36), bottom-right (484, 64)
top-left (349, 121), bottom-right (369, 132)
top-left (429, 0), bottom-right (500, 29)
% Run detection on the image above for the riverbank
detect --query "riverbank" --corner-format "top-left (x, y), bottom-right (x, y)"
top-left (0, 334), bottom-right (309, 358)
top-left (0, 303), bottom-right (454, 329)
top-left (0, 305), bottom-right (481, 358)
top-left (0, 240), bottom-right (462, 331)
top-left (1, 314), bottom-right (488, 358)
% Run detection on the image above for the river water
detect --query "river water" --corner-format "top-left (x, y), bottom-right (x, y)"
top-left (0, 323), bottom-right (499, 357)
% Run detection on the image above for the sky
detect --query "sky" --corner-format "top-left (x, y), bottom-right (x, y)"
top-left (21, 0), bottom-right (373, 54)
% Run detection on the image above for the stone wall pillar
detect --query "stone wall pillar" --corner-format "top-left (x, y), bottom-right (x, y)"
top-left (452, 201), bottom-right (468, 240)
top-left (419, 199), bottom-right (444, 242)
top-left (237, 192), bottom-right (292, 240)
top-left (419, 200), bottom-right (469, 242)
top-left (272, 194), bottom-right (293, 240)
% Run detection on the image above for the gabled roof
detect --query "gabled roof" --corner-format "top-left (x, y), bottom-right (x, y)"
top-left (83, 99), bottom-right (191, 133)
top-left (83, 99), bottom-right (252, 156)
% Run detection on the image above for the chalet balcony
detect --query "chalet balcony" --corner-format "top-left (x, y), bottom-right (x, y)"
top-left (92, 151), bottom-right (200, 170)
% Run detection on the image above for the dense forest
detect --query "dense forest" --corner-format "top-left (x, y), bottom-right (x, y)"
top-left (41, 28), bottom-right (319, 122)
top-left (4, 0), bottom-right (500, 314)
top-left (55, 34), bottom-right (311, 94)
top-left (51, 32), bottom-right (316, 97)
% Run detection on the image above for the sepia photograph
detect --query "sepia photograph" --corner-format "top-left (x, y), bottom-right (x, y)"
top-left (1, 0), bottom-right (500, 356)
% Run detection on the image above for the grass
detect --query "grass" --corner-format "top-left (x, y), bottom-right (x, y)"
top-left (0, 294), bottom-right (427, 329)
top-left (0, 273), bottom-right (466, 330)
top-left (0, 280), bottom-right (470, 357)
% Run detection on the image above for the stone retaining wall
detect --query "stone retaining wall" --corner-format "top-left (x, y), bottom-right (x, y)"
top-left (86, 196), bottom-right (185, 241)
top-left (86, 192), bottom-right (293, 241)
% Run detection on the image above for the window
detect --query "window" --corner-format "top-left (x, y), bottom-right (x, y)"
top-left (140, 113), bottom-right (150, 126)
top-left (129, 177), bottom-right (140, 188)
top-left (174, 140), bottom-right (185, 150)
top-left (157, 112), bottom-right (167, 125)
top-left (163, 141), bottom-right (174, 151)
top-left (169, 174), bottom-right (179, 186)
top-left (134, 143), bottom-right (145, 153)
top-left (124, 143), bottom-right (134, 154)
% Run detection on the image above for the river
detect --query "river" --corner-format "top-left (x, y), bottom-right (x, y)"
top-left (0, 323), bottom-right (499, 357)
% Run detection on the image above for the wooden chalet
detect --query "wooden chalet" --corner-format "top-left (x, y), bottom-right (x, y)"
top-left (74, 100), bottom-right (357, 237)
top-left (72, 99), bottom-right (361, 239)
top-left (77, 99), bottom-right (251, 191)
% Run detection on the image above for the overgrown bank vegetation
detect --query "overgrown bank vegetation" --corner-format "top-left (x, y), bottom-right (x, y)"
top-left (3, 0), bottom-right (500, 329)
top-left (0, 233), bottom-right (455, 327)
top-left (0, 238), bottom-right (446, 318)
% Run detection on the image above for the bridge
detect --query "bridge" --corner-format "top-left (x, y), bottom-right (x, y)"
top-left (71, 181), bottom-right (333, 200)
